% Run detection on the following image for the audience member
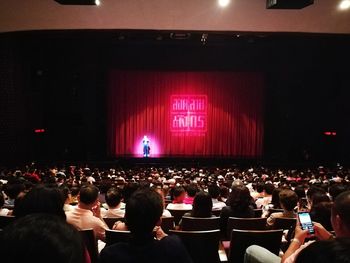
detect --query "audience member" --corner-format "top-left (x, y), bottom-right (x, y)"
top-left (0, 213), bottom-right (86, 263)
top-left (208, 184), bottom-right (226, 210)
top-left (101, 187), bottom-right (125, 218)
top-left (220, 185), bottom-right (255, 237)
top-left (100, 189), bottom-right (192, 263)
top-left (166, 186), bottom-right (192, 210)
top-left (66, 184), bottom-right (108, 241)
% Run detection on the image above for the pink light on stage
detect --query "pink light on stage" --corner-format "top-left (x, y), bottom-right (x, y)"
top-left (133, 135), bottom-right (161, 157)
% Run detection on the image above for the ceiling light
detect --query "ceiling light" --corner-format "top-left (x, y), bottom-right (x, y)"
top-left (339, 0), bottom-right (350, 10)
top-left (218, 0), bottom-right (230, 8)
top-left (54, 0), bottom-right (100, 5)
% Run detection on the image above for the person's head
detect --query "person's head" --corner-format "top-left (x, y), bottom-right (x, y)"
top-left (78, 184), bottom-right (99, 207)
top-left (173, 186), bottom-right (186, 203)
top-left (294, 185), bottom-right (306, 199)
top-left (310, 202), bottom-right (333, 231)
top-left (311, 192), bottom-right (331, 207)
top-left (208, 184), bottom-right (221, 199)
top-left (125, 189), bottom-right (163, 238)
top-left (264, 183), bottom-right (275, 196)
top-left (329, 184), bottom-right (348, 201)
top-left (123, 182), bottom-right (140, 203)
top-left (191, 191), bottom-right (213, 218)
top-left (4, 181), bottom-right (25, 200)
top-left (227, 185), bottom-right (252, 211)
top-left (271, 188), bottom-right (283, 208)
top-left (105, 187), bottom-right (122, 208)
top-left (256, 183), bottom-right (264, 193)
top-left (307, 187), bottom-right (326, 205)
top-left (220, 185), bottom-right (229, 200)
top-left (295, 238), bottom-right (350, 263)
top-left (13, 185), bottom-right (65, 219)
top-left (279, 189), bottom-right (298, 212)
top-left (186, 183), bottom-right (199, 198)
top-left (59, 184), bottom-right (71, 204)
top-left (331, 191), bottom-right (350, 237)
top-left (0, 214), bottom-right (85, 263)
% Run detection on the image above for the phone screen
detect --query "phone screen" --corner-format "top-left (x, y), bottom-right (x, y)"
top-left (298, 212), bottom-right (314, 234)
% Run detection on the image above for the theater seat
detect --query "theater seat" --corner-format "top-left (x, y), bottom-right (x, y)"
top-left (169, 229), bottom-right (221, 263)
top-left (181, 216), bottom-right (220, 231)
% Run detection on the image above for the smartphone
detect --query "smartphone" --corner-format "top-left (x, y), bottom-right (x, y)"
top-left (298, 212), bottom-right (314, 234)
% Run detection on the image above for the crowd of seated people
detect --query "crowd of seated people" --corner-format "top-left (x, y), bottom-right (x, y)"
top-left (0, 164), bottom-right (350, 262)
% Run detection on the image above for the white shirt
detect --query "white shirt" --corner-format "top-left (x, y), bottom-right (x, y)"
top-left (212, 198), bottom-right (226, 210)
top-left (0, 208), bottom-right (9, 216)
top-left (101, 207), bottom-right (125, 218)
top-left (166, 203), bottom-right (192, 210)
top-left (162, 209), bottom-right (172, 217)
top-left (66, 207), bottom-right (108, 241)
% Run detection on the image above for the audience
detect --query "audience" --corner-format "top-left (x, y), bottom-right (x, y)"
top-left (245, 190), bottom-right (350, 263)
top-left (166, 186), bottom-right (192, 210)
top-left (100, 189), bottom-right (192, 263)
top-left (184, 191), bottom-right (214, 218)
top-left (267, 189), bottom-right (298, 227)
top-left (220, 185), bottom-right (255, 237)
top-left (0, 214), bottom-right (86, 263)
top-left (0, 163), bottom-right (349, 262)
top-left (208, 184), bottom-right (226, 210)
top-left (66, 184), bottom-right (108, 241)
top-left (0, 192), bottom-right (10, 216)
top-left (101, 187), bottom-right (125, 218)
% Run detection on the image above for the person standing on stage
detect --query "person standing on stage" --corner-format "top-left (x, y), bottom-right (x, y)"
top-left (143, 135), bottom-right (150, 157)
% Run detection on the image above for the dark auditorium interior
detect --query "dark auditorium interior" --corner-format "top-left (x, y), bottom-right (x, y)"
top-left (1, 1), bottom-right (350, 263)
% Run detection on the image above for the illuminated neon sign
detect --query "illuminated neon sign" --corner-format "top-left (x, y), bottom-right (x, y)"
top-left (170, 95), bottom-right (207, 134)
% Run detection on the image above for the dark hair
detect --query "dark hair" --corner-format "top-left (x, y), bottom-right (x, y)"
top-left (329, 184), bottom-right (348, 201)
top-left (0, 192), bottom-right (4, 207)
top-left (186, 184), bottom-right (198, 197)
top-left (294, 186), bottom-right (306, 199)
top-left (264, 183), bottom-right (275, 195)
top-left (310, 202), bottom-right (333, 231)
top-left (173, 186), bottom-right (186, 198)
top-left (191, 191), bottom-right (213, 218)
top-left (311, 192), bottom-right (331, 207)
top-left (227, 185), bottom-right (252, 211)
top-left (271, 188), bottom-right (283, 208)
top-left (59, 184), bottom-right (71, 203)
top-left (70, 186), bottom-right (80, 196)
top-left (332, 191), bottom-right (350, 228)
top-left (13, 185), bottom-right (65, 219)
top-left (208, 184), bottom-right (220, 199)
top-left (256, 183), bottom-right (264, 193)
top-left (307, 187), bottom-right (326, 200)
top-left (220, 186), bottom-right (229, 199)
top-left (279, 189), bottom-right (298, 211)
top-left (4, 181), bottom-right (25, 199)
top-left (105, 187), bottom-right (122, 208)
top-left (79, 184), bottom-right (99, 205)
top-left (295, 238), bottom-right (350, 263)
top-left (0, 214), bottom-right (84, 263)
top-left (123, 182), bottom-right (139, 203)
top-left (125, 189), bottom-right (163, 237)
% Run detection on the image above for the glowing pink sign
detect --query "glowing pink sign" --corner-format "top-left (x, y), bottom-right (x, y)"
top-left (170, 95), bottom-right (207, 134)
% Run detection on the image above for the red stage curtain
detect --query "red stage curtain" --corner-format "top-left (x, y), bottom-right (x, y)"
top-left (107, 71), bottom-right (264, 157)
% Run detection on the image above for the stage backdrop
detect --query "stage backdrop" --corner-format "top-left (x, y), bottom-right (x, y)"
top-left (107, 71), bottom-right (264, 158)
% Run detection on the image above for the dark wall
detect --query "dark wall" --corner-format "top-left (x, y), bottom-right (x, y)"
top-left (0, 30), bottom-right (349, 164)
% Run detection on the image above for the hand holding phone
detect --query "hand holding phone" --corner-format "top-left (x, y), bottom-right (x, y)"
top-left (297, 212), bottom-right (314, 234)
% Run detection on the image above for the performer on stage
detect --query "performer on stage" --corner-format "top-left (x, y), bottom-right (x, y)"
top-left (142, 135), bottom-right (150, 157)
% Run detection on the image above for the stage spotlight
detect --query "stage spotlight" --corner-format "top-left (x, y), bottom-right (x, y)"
top-left (54, 0), bottom-right (100, 5)
top-left (218, 0), bottom-right (230, 8)
top-left (339, 0), bottom-right (350, 10)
